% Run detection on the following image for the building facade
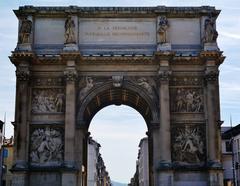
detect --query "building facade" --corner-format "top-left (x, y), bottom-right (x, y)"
top-left (87, 138), bottom-right (111, 186)
top-left (2, 137), bottom-right (14, 186)
top-left (222, 125), bottom-right (240, 186)
top-left (10, 5), bottom-right (225, 186)
top-left (138, 138), bottom-right (149, 186)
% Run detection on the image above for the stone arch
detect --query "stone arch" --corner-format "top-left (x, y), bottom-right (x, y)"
top-left (76, 80), bottom-right (159, 129)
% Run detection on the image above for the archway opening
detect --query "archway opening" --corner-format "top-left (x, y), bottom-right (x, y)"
top-left (88, 105), bottom-right (148, 185)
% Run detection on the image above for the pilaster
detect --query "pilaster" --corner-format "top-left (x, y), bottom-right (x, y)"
top-left (154, 52), bottom-right (174, 186)
top-left (10, 56), bottom-right (32, 186)
top-left (61, 52), bottom-right (79, 186)
top-left (201, 51), bottom-right (224, 186)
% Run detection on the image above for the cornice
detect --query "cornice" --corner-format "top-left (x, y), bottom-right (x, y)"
top-left (14, 6), bottom-right (220, 18)
top-left (9, 51), bottom-right (36, 66)
top-left (200, 51), bottom-right (225, 66)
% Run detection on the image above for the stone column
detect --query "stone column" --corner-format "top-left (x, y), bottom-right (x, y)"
top-left (154, 52), bottom-right (174, 186)
top-left (11, 61), bottom-right (30, 186)
top-left (62, 59), bottom-right (78, 186)
top-left (201, 51), bottom-right (224, 186)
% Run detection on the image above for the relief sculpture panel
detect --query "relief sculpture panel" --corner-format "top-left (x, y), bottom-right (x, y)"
top-left (32, 89), bottom-right (65, 113)
top-left (171, 88), bottom-right (204, 112)
top-left (30, 127), bottom-right (63, 166)
top-left (172, 124), bottom-right (205, 165)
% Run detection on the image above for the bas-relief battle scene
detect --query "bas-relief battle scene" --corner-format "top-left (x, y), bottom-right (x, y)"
top-left (9, 5), bottom-right (225, 186)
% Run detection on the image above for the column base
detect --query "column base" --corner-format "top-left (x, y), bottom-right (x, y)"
top-left (12, 171), bottom-right (28, 186)
top-left (157, 43), bottom-right (171, 51)
top-left (62, 172), bottom-right (77, 186)
top-left (208, 170), bottom-right (224, 186)
top-left (155, 170), bottom-right (173, 186)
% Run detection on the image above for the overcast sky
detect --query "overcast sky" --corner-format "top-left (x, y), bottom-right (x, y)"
top-left (0, 0), bottom-right (240, 183)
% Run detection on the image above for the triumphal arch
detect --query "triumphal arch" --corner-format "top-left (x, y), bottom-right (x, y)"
top-left (10, 5), bottom-right (225, 186)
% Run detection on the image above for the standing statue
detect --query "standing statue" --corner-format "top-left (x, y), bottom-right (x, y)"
top-left (204, 16), bottom-right (218, 43)
top-left (18, 17), bottom-right (32, 44)
top-left (157, 16), bottom-right (169, 44)
top-left (65, 16), bottom-right (76, 44)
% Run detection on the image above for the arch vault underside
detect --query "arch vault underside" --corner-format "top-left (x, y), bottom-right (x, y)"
top-left (10, 5), bottom-right (225, 186)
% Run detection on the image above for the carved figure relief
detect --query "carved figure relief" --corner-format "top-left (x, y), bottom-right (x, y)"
top-left (170, 76), bottom-right (203, 86)
top-left (18, 17), bottom-right (32, 44)
top-left (157, 16), bottom-right (169, 44)
top-left (31, 77), bottom-right (64, 87)
top-left (30, 127), bottom-right (63, 165)
top-left (65, 16), bottom-right (76, 44)
top-left (172, 125), bottom-right (205, 164)
top-left (171, 88), bottom-right (204, 112)
top-left (32, 89), bottom-right (65, 113)
top-left (112, 76), bottom-right (123, 88)
top-left (137, 77), bottom-right (155, 98)
top-left (204, 16), bottom-right (218, 43)
top-left (79, 77), bottom-right (94, 101)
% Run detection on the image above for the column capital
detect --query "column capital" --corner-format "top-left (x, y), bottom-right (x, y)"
top-left (205, 69), bottom-right (219, 82)
top-left (64, 67), bottom-right (78, 82)
top-left (158, 70), bottom-right (172, 82)
top-left (16, 63), bottom-right (30, 81)
top-left (64, 60), bottom-right (78, 82)
top-left (200, 51), bottom-right (225, 66)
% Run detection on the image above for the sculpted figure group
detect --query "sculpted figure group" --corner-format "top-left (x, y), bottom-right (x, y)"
top-left (173, 126), bottom-right (204, 164)
top-left (32, 89), bottom-right (65, 113)
top-left (173, 88), bottom-right (203, 112)
top-left (30, 127), bottom-right (63, 164)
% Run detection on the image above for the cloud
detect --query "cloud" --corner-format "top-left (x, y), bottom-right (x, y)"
top-left (219, 31), bottom-right (240, 40)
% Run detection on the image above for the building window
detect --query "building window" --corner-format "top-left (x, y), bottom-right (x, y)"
top-left (226, 141), bottom-right (232, 152)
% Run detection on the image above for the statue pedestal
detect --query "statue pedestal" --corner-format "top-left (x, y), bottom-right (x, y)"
top-left (16, 43), bottom-right (32, 51)
top-left (63, 43), bottom-right (79, 52)
top-left (204, 43), bottom-right (219, 51)
top-left (157, 43), bottom-right (171, 51)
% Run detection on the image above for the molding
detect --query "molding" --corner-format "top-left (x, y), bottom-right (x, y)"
top-left (14, 6), bottom-right (220, 18)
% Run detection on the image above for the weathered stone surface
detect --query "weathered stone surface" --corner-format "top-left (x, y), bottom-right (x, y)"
top-left (10, 5), bottom-right (224, 186)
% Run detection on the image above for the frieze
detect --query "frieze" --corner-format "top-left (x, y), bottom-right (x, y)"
top-left (170, 76), bottom-right (203, 86)
top-left (31, 77), bottom-right (64, 87)
top-left (170, 88), bottom-right (204, 113)
top-left (172, 124), bottom-right (205, 165)
top-left (30, 126), bottom-right (63, 166)
top-left (32, 89), bottom-right (65, 113)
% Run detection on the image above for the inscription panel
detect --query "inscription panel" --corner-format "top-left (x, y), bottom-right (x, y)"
top-left (79, 18), bottom-right (156, 45)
